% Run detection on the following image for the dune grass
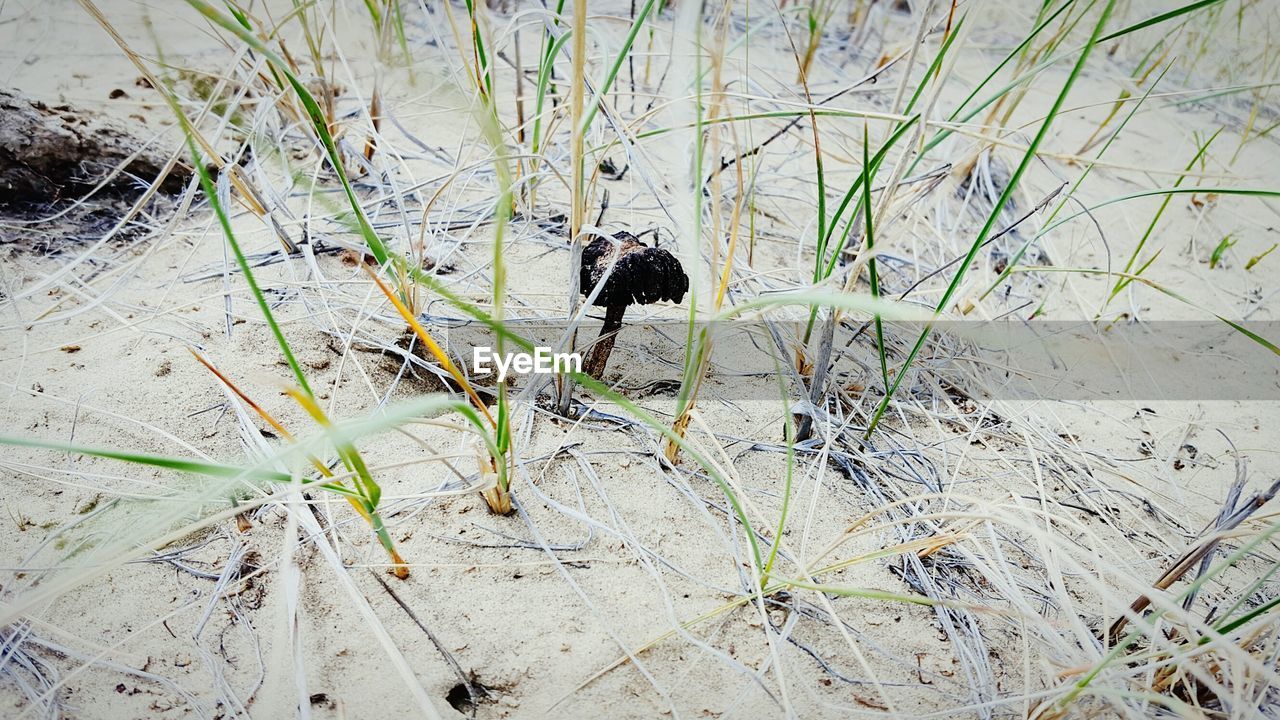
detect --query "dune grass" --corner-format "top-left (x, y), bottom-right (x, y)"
top-left (2, 0), bottom-right (1279, 717)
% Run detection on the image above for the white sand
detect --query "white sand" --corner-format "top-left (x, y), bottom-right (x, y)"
top-left (1, 1), bottom-right (1278, 718)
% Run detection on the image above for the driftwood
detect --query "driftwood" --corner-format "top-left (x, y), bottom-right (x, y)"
top-left (0, 88), bottom-right (189, 205)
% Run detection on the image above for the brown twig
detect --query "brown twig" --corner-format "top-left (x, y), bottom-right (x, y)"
top-left (1107, 475), bottom-right (1280, 642)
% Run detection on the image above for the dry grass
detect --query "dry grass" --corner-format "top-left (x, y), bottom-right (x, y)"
top-left (1, 0), bottom-right (1279, 717)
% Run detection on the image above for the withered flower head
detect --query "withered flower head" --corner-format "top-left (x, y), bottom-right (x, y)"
top-left (579, 231), bottom-right (688, 308)
top-left (576, 231), bottom-right (688, 379)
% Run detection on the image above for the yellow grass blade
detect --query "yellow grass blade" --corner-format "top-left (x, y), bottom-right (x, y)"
top-left (362, 263), bottom-right (496, 427)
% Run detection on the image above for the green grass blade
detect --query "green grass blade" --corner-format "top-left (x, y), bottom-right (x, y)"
top-left (865, 0), bottom-right (1119, 438)
top-left (185, 138), bottom-right (314, 398)
top-left (1097, 0), bottom-right (1225, 42)
top-left (581, 0), bottom-right (656, 130)
top-left (862, 126), bottom-right (890, 393)
top-left (0, 435), bottom-right (291, 483)
top-left (978, 60), bottom-right (1173, 301)
top-left (815, 115), bottom-right (919, 279)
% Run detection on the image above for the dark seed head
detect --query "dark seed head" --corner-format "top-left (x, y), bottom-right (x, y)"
top-left (579, 231), bottom-right (689, 308)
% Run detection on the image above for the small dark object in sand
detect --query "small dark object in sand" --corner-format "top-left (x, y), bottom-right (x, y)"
top-left (0, 88), bottom-right (190, 206)
top-left (578, 230), bottom-right (688, 379)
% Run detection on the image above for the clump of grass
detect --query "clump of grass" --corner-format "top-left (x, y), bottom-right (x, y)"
top-left (185, 0), bottom-right (528, 516)
top-left (864, 0), bottom-right (1119, 436)
top-left (796, 0), bottom-right (841, 81)
top-left (1108, 128), bottom-right (1222, 301)
top-left (8, 0), bottom-right (1280, 716)
top-left (178, 121), bottom-right (413, 576)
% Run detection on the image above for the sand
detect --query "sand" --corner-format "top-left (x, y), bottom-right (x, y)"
top-left (1, 0), bottom-right (1278, 718)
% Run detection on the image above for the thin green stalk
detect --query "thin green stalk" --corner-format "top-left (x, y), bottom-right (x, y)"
top-left (665, 9), bottom-right (707, 452)
top-left (978, 61), bottom-right (1173, 302)
top-left (865, 0), bottom-right (1118, 438)
top-left (463, 0), bottom-right (493, 98)
top-left (1108, 128), bottom-right (1221, 299)
top-left (183, 125), bottom-right (313, 399)
top-left (761, 355), bottom-right (795, 583)
top-left (529, 31), bottom-right (572, 161)
top-left (817, 116), bottom-right (920, 280)
top-left (799, 115), bottom-right (918, 345)
top-left (483, 96), bottom-right (515, 505)
top-left (1097, 0), bottom-right (1226, 42)
top-left (802, 12), bottom-right (962, 321)
top-left (862, 126), bottom-right (889, 393)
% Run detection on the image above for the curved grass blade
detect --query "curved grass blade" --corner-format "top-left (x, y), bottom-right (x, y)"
top-left (865, 0), bottom-right (1120, 438)
top-left (1097, 0), bottom-right (1225, 42)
